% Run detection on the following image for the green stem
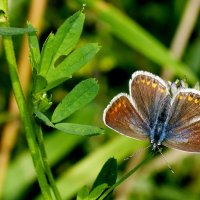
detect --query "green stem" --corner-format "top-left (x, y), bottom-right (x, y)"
top-left (35, 123), bottom-right (62, 200)
top-left (99, 152), bottom-right (154, 200)
top-left (1, 3), bottom-right (52, 199)
top-left (3, 33), bottom-right (52, 200)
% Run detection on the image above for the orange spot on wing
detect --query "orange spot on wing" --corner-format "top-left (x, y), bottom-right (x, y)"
top-left (178, 95), bottom-right (183, 100)
top-left (118, 102), bottom-right (122, 108)
top-left (158, 87), bottom-right (165, 93)
top-left (188, 96), bottom-right (193, 101)
top-left (152, 83), bottom-right (157, 88)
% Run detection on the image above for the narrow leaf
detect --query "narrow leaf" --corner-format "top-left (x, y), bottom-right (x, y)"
top-left (53, 10), bottom-right (85, 62)
top-left (39, 33), bottom-right (55, 75)
top-left (89, 184), bottom-right (108, 200)
top-left (92, 158), bottom-right (117, 190)
top-left (45, 43), bottom-right (100, 91)
top-left (54, 123), bottom-right (104, 136)
top-left (34, 110), bottom-right (54, 127)
top-left (27, 24), bottom-right (40, 70)
top-left (76, 186), bottom-right (89, 200)
top-left (0, 27), bottom-right (36, 35)
top-left (32, 71), bottom-right (47, 93)
top-left (51, 78), bottom-right (99, 123)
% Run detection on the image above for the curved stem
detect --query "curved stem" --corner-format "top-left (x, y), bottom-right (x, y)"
top-left (99, 152), bottom-right (154, 200)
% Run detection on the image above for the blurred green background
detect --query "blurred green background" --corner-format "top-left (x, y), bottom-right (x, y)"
top-left (0, 0), bottom-right (200, 199)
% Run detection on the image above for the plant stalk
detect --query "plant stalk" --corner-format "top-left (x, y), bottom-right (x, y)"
top-left (1, 2), bottom-right (52, 198)
top-left (35, 123), bottom-right (62, 200)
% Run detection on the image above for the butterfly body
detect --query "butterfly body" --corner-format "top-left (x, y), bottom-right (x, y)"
top-left (103, 71), bottom-right (200, 152)
top-left (149, 95), bottom-right (171, 150)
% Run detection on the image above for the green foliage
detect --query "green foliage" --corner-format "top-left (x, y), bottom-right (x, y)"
top-left (92, 158), bottom-right (117, 190)
top-left (2, 8), bottom-right (102, 199)
top-left (26, 10), bottom-right (103, 137)
top-left (34, 110), bottom-right (54, 127)
top-left (77, 184), bottom-right (108, 200)
top-left (44, 43), bottom-right (100, 91)
top-left (0, 26), bottom-right (36, 35)
top-left (32, 91), bottom-right (52, 112)
top-left (39, 32), bottom-right (54, 75)
top-left (28, 12), bottom-right (102, 141)
top-left (77, 186), bottom-right (89, 200)
top-left (28, 24), bottom-right (40, 69)
top-left (55, 123), bottom-right (103, 136)
top-left (52, 10), bottom-right (84, 62)
top-left (32, 73), bottom-right (48, 94)
top-left (76, 158), bottom-right (117, 200)
top-left (88, 184), bottom-right (108, 200)
top-left (29, 10), bottom-right (100, 93)
top-left (3, 132), bottom-right (84, 200)
top-left (52, 78), bottom-right (99, 123)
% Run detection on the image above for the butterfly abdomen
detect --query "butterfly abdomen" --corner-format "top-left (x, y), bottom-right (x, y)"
top-left (150, 96), bottom-right (171, 146)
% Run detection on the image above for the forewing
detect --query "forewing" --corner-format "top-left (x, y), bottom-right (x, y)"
top-left (164, 89), bottom-right (200, 152)
top-left (130, 71), bottom-right (170, 129)
top-left (103, 94), bottom-right (150, 140)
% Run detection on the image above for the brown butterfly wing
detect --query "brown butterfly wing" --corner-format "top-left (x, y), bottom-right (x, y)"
top-left (103, 94), bottom-right (149, 140)
top-left (164, 89), bottom-right (200, 152)
top-left (130, 71), bottom-right (170, 130)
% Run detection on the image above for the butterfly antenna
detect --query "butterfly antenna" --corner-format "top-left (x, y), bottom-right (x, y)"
top-left (124, 144), bottom-right (151, 161)
top-left (157, 147), bottom-right (175, 174)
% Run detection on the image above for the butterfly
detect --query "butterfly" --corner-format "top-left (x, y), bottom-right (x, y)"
top-left (103, 71), bottom-right (200, 152)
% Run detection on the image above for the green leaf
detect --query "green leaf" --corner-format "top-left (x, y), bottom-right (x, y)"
top-left (54, 123), bottom-right (104, 136)
top-left (54, 137), bottom-right (142, 199)
top-left (34, 110), bottom-right (54, 127)
top-left (39, 32), bottom-right (55, 76)
top-left (32, 74), bottom-right (47, 94)
top-left (92, 158), bottom-right (117, 190)
top-left (76, 186), bottom-right (89, 200)
top-left (38, 10), bottom-right (85, 81)
top-left (27, 24), bottom-right (40, 70)
top-left (53, 10), bottom-right (85, 62)
top-left (32, 92), bottom-right (52, 113)
top-left (45, 43), bottom-right (100, 91)
top-left (51, 78), bottom-right (99, 123)
top-left (0, 26), bottom-right (36, 36)
top-left (89, 184), bottom-right (108, 200)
